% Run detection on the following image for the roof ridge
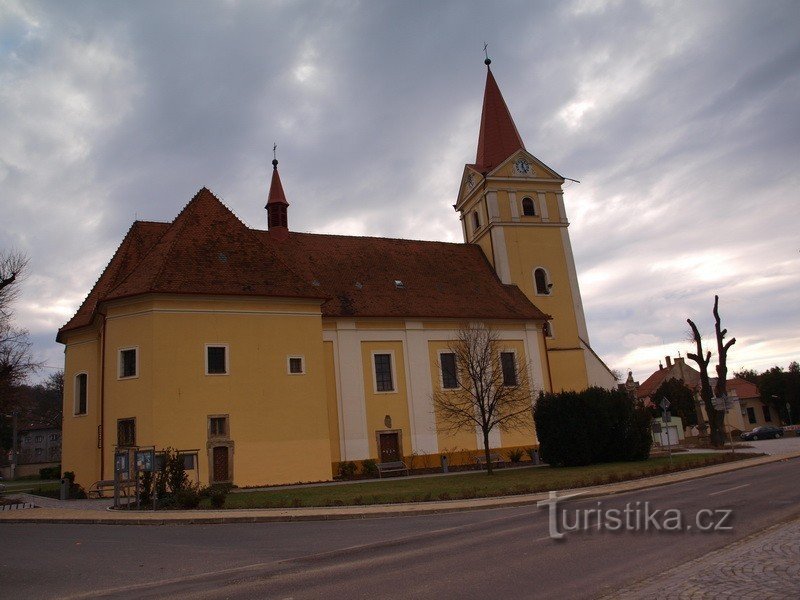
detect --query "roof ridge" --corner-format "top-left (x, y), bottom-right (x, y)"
top-left (258, 229), bottom-right (470, 247)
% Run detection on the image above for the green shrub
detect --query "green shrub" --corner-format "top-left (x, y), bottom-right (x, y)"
top-left (209, 490), bottom-right (226, 508)
top-left (534, 387), bottom-right (653, 467)
top-left (173, 483), bottom-right (202, 509)
top-left (507, 448), bottom-right (524, 463)
top-left (361, 459), bottom-right (379, 478)
top-left (338, 461), bottom-right (357, 479)
top-left (39, 466), bottom-right (61, 479)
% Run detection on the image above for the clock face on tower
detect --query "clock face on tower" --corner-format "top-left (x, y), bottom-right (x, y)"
top-left (514, 158), bottom-right (531, 175)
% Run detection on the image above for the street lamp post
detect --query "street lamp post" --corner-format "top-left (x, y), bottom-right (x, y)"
top-left (2, 410), bottom-right (19, 479)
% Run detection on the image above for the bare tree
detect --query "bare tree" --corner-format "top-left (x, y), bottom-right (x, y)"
top-left (432, 324), bottom-right (535, 475)
top-left (0, 250), bottom-right (29, 315)
top-left (687, 294), bottom-right (736, 448)
top-left (0, 250), bottom-right (39, 411)
top-left (713, 295), bottom-right (736, 404)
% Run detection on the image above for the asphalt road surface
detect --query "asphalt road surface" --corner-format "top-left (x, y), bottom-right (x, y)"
top-left (2, 457), bottom-right (799, 599)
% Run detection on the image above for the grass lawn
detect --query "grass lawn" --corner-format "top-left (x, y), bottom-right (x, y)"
top-left (1, 478), bottom-right (60, 494)
top-left (214, 452), bottom-right (759, 509)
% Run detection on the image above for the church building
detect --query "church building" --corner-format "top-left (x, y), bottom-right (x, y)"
top-left (58, 60), bottom-right (615, 488)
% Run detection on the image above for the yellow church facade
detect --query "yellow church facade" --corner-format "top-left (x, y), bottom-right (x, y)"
top-left (58, 62), bottom-right (614, 489)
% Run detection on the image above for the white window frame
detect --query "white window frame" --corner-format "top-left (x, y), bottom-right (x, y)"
top-left (287, 355), bottom-right (305, 375)
top-left (74, 372), bottom-right (88, 416)
top-left (499, 350), bottom-right (519, 387)
top-left (438, 350), bottom-right (459, 391)
top-left (371, 350), bottom-right (397, 394)
top-left (205, 343), bottom-right (229, 376)
top-left (117, 346), bottom-right (139, 380)
top-left (533, 267), bottom-right (553, 296)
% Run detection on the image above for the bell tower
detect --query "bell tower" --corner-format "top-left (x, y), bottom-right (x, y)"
top-left (455, 58), bottom-right (615, 392)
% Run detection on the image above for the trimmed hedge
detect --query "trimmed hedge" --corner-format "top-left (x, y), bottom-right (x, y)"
top-left (534, 387), bottom-right (652, 467)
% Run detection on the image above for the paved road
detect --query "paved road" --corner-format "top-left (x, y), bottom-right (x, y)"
top-left (2, 457), bottom-right (798, 599)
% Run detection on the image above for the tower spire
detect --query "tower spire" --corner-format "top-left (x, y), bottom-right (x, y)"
top-left (266, 145), bottom-right (289, 239)
top-left (474, 62), bottom-right (525, 173)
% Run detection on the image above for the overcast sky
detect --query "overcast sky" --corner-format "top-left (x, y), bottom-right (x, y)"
top-left (2, 0), bottom-right (798, 385)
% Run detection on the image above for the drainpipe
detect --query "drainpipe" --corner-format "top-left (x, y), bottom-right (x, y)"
top-left (542, 322), bottom-right (554, 393)
top-left (99, 312), bottom-right (107, 481)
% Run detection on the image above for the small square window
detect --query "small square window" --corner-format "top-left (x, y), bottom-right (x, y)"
top-left (288, 356), bottom-right (304, 374)
top-left (180, 453), bottom-right (197, 470)
top-left (117, 418), bottom-right (136, 447)
top-left (209, 416), bottom-right (228, 437)
top-left (206, 345), bottom-right (228, 375)
top-left (35, 435), bottom-right (43, 443)
top-left (119, 348), bottom-right (138, 378)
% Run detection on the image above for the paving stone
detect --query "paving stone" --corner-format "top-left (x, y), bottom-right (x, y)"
top-left (611, 518), bottom-right (800, 599)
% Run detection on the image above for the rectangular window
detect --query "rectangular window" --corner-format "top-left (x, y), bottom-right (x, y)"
top-left (119, 348), bottom-right (138, 378)
top-left (501, 352), bottom-right (518, 386)
top-left (209, 416), bottom-right (228, 437)
top-left (206, 345), bottom-right (228, 375)
top-left (35, 435), bottom-right (43, 443)
top-left (117, 418), bottom-right (136, 447)
top-left (35, 448), bottom-right (43, 456)
top-left (440, 352), bottom-right (458, 389)
top-left (180, 453), bottom-right (197, 470)
top-left (746, 407), bottom-right (756, 424)
top-left (763, 405), bottom-right (772, 422)
top-left (374, 353), bottom-right (394, 392)
top-left (288, 356), bottom-right (304, 374)
top-left (75, 373), bottom-right (88, 415)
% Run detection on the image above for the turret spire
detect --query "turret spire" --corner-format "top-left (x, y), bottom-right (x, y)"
top-left (266, 145), bottom-right (289, 239)
top-left (474, 62), bottom-right (525, 173)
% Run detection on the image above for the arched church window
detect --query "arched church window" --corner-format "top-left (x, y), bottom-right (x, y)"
top-left (472, 210), bottom-right (481, 231)
top-left (522, 197), bottom-right (536, 216)
top-left (534, 268), bottom-right (551, 295)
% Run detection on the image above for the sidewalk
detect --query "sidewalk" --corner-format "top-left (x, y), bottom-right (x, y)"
top-left (1, 450), bottom-right (798, 525)
top-left (610, 517), bottom-right (800, 599)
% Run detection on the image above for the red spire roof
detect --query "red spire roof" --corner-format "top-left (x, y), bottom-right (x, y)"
top-left (475, 67), bottom-right (525, 172)
top-left (266, 161), bottom-right (288, 207)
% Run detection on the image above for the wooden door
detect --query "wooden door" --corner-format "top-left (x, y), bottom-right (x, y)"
top-left (379, 433), bottom-right (400, 463)
top-left (212, 446), bottom-right (229, 482)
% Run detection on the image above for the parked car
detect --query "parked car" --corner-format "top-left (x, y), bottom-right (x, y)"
top-left (740, 426), bottom-right (784, 441)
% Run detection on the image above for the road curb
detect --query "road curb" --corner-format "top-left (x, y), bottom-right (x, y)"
top-left (2, 452), bottom-right (798, 525)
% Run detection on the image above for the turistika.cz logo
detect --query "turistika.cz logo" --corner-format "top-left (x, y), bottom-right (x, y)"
top-left (537, 491), bottom-right (733, 540)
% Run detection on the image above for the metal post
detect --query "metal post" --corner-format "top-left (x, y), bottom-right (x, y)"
top-left (10, 411), bottom-right (18, 479)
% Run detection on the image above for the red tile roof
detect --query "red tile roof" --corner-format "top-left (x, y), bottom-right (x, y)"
top-left (728, 377), bottom-right (760, 399)
top-left (475, 68), bottom-right (525, 172)
top-left (58, 189), bottom-right (546, 340)
top-left (636, 360), bottom-right (701, 399)
top-left (266, 164), bottom-right (288, 206)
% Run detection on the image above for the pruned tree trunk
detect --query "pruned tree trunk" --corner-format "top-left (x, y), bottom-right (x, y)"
top-left (713, 295), bottom-right (736, 402)
top-left (687, 318), bottom-right (725, 447)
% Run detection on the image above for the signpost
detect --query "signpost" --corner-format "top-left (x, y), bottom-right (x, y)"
top-left (712, 394), bottom-right (736, 454)
top-left (659, 397), bottom-right (672, 463)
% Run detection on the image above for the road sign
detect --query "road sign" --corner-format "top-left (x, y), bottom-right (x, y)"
top-left (712, 395), bottom-right (733, 412)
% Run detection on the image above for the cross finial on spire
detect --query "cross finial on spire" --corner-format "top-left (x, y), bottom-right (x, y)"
top-left (272, 142), bottom-right (278, 169)
top-left (483, 42), bottom-right (491, 67)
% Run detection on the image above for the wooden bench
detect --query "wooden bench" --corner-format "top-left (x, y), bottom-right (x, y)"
top-left (87, 479), bottom-right (135, 498)
top-left (475, 453), bottom-right (505, 470)
top-left (376, 461), bottom-right (409, 478)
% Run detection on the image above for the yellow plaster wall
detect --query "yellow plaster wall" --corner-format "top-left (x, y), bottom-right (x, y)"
top-left (547, 349), bottom-right (589, 392)
top-left (62, 331), bottom-right (102, 486)
top-left (428, 340), bottom-right (479, 453)
top-left (65, 296), bottom-right (334, 488)
top-left (323, 340), bottom-right (341, 464)
top-left (360, 341), bottom-right (412, 460)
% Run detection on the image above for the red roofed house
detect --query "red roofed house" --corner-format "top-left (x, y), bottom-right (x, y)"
top-left (58, 61), bottom-right (615, 488)
top-left (636, 356), bottom-right (779, 437)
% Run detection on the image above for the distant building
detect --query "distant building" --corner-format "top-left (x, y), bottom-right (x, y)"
top-left (18, 423), bottom-right (62, 466)
top-left (636, 356), bottom-right (778, 434)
